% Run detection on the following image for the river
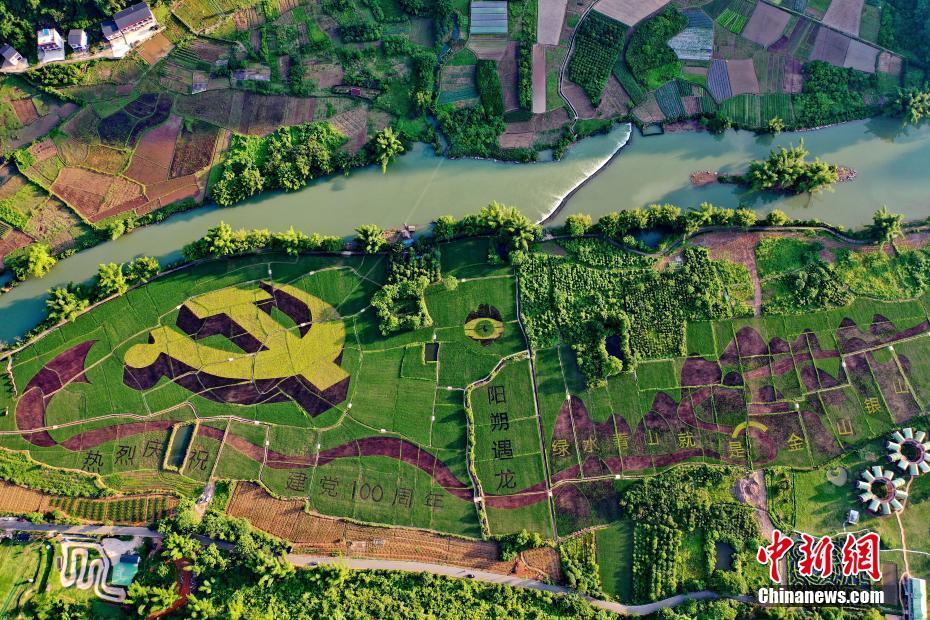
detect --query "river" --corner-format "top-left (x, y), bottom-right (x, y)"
top-left (0, 116), bottom-right (928, 342)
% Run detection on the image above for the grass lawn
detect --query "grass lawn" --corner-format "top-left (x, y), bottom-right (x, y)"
top-left (755, 236), bottom-right (822, 279)
top-left (596, 520), bottom-right (633, 601)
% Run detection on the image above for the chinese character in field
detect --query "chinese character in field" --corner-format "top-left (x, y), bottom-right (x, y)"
top-left (286, 472), bottom-right (307, 493)
top-left (551, 439), bottom-right (570, 457)
top-left (892, 378), bottom-right (908, 394)
top-left (487, 385), bottom-right (506, 405)
top-left (728, 440), bottom-right (746, 459)
top-left (841, 532), bottom-right (881, 580)
top-left (645, 429), bottom-right (661, 446)
top-left (490, 412), bottom-right (510, 432)
top-left (393, 487), bottom-right (413, 508)
top-left (495, 469), bottom-right (516, 490)
top-left (114, 445), bottom-right (136, 466)
top-left (613, 432), bottom-right (629, 451)
top-left (756, 529), bottom-right (794, 583)
top-left (836, 419), bottom-right (854, 437)
top-left (82, 450), bottom-right (103, 473)
top-left (318, 476), bottom-right (340, 497)
top-left (191, 450), bottom-right (210, 471)
top-left (863, 397), bottom-right (881, 415)
top-left (581, 436), bottom-right (596, 453)
top-left (492, 440), bottom-right (514, 460)
top-left (786, 433), bottom-right (805, 452)
top-left (677, 431), bottom-right (696, 448)
top-left (142, 440), bottom-right (163, 459)
top-left (425, 492), bottom-right (443, 509)
top-left (798, 533), bottom-right (834, 578)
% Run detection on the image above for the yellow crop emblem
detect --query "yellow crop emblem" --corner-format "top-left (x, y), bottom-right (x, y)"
top-left (124, 282), bottom-right (348, 391)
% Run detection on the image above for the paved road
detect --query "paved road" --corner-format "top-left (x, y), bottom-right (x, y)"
top-left (288, 554), bottom-right (743, 615)
top-left (0, 522), bottom-right (159, 538)
top-left (1, 521), bottom-right (744, 615)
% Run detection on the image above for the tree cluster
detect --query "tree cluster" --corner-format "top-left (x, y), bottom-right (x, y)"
top-left (559, 533), bottom-right (606, 598)
top-left (212, 122), bottom-right (351, 207)
top-left (182, 222), bottom-right (346, 262)
top-left (632, 523), bottom-right (681, 602)
top-left (746, 141), bottom-right (839, 194)
top-left (892, 85), bottom-right (930, 124)
top-left (567, 11), bottom-right (628, 105)
top-left (45, 256), bottom-right (160, 323)
top-left (794, 62), bottom-right (876, 128)
top-left (624, 8), bottom-right (687, 90)
top-left (371, 244), bottom-right (441, 335)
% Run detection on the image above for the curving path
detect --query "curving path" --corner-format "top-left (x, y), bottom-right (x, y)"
top-left (59, 541), bottom-right (127, 603)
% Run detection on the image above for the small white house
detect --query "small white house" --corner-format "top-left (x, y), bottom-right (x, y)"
top-left (0, 44), bottom-right (25, 70)
top-left (67, 29), bottom-right (88, 54)
top-left (37, 28), bottom-right (66, 63)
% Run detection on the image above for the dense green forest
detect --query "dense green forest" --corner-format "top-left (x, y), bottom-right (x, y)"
top-left (882, 0), bottom-right (930, 64)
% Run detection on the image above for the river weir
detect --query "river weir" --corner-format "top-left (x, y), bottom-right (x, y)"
top-left (1, 117), bottom-right (929, 342)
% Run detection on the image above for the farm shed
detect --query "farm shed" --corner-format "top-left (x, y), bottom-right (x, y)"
top-left (470, 1), bottom-right (509, 34)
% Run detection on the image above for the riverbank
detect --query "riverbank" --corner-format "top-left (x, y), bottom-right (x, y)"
top-left (0, 117), bottom-right (928, 342)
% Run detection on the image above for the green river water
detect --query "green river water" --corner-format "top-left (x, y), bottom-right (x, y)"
top-left (0, 116), bottom-right (928, 341)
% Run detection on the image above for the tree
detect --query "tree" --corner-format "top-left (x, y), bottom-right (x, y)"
top-left (766, 117), bottom-right (786, 134)
top-left (164, 532), bottom-right (201, 562)
top-left (30, 594), bottom-right (91, 620)
top-left (204, 222), bottom-right (238, 257)
top-left (126, 582), bottom-right (178, 618)
top-left (96, 262), bottom-right (128, 298)
top-left (374, 127), bottom-right (404, 173)
top-left (732, 208), bottom-right (757, 227)
top-left (565, 213), bottom-right (592, 237)
top-left (432, 215), bottom-right (457, 241)
top-left (273, 226), bottom-right (309, 256)
top-left (355, 224), bottom-right (387, 254)
top-left (126, 256), bottom-right (160, 284)
top-left (6, 243), bottom-right (56, 280)
top-left (746, 141), bottom-right (839, 194)
top-left (442, 274), bottom-right (459, 291)
top-left (46, 286), bottom-right (89, 323)
top-left (870, 206), bottom-right (903, 244)
top-left (892, 86), bottom-right (930, 124)
top-left (763, 209), bottom-right (790, 226)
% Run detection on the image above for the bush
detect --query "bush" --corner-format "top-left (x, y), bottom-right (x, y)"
top-left (497, 529), bottom-right (547, 561)
top-left (565, 213), bottom-right (593, 237)
top-left (517, 42), bottom-right (533, 110)
top-left (28, 62), bottom-right (84, 86)
top-left (341, 21), bottom-right (382, 42)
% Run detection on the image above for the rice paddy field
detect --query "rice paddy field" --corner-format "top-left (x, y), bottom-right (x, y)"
top-left (1, 232), bottom-right (929, 550)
